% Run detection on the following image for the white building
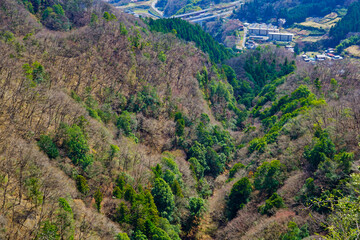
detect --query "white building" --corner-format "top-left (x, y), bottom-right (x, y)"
top-left (316, 55), bottom-right (327, 61)
top-left (248, 23), bottom-right (279, 36)
top-left (247, 23), bottom-right (294, 42)
top-left (268, 32), bottom-right (294, 42)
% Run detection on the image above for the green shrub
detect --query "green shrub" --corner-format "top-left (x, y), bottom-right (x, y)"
top-left (94, 189), bottom-right (103, 212)
top-left (315, 158), bottom-right (341, 186)
top-left (304, 129), bottom-right (336, 168)
top-left (334, 152), bottom-right (354, 174)
top-left (117, 111), bottom-right (137, 136)
top-left (298, 177), bottom-right (320, 206)
top-left (188, 142), bottom-right (207, 172)
top-left (189, 157), bottom-right (205, 180)
top-left (116, 174), bottom-right (126, 191)
top-left (262, 115), bottom-right (278, 130)
top-left (151, 178), bottom-right (175, 220)
top-left (38, 135), bottom-right (59, 159)
top-left (113, 186), bottom-right (122, 198)
top-left (281, 221), bottom-right (309, 240)
top-left (171, 180), bottom-right (183, 198)
top-left (23, 61), bottom-right (46, 86)
top-left (115, 202), bottom-right (130, 223)
top-left (127, 85), bottom-right (161, 118)
top-left (61, 124), bottom-right (92, 169)
top-left (120, 23), bottom-right (128, 35)
top-left (70, 90), bottom-right (82, 102)
top-left (205, 146), bottom-right (224, 177)
top-left (227, 177), bottom-right (252, 219)
top-left (116, 232), bottom-right (130, 240)
top-left (158, 51), bottom-right (167, 62)
top-left (289, 85), bottom-right (311, 101)
top-left (57, 198), bottom-right (74, 239)
top-left (75, 175), bottom-right (89, 195)
top-left (87, 107), bottom-right (101, 121)
top-left (248, 137), bottom-right (267, 154)
top-left (254, 160), bottom-right (286, 195)
top-left (25, 177), bottom-right (43, 206)
top-left (131, 230), bottom-right (147, 240)
top-left (189, 197), bottom-right (205, 218)
top-left (103, 12), bottom-right (110, 21)
top-left (228, 162), bottom-right (245, 179)
top-left (36, 221), bottom-right (59, 240)
top-left (175, 118), bottom-right (185, 137)
top-left (124, 184), bottom-right (136, 203)
top-left (259, 193), bottom-right (285, 215)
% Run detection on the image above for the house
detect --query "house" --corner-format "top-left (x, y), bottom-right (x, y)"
top-left (316, 55), bottom-right (327, 61)
top-left (333, 55), bottom-right (343, 60)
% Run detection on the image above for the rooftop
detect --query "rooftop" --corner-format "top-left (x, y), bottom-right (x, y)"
top-left (268, 32), bottom-right (294, 36)
top-left (249, 23), bottom-right (277, 30)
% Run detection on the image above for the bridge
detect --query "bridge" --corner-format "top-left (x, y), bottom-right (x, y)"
top-left (118, 0), bottom-right (243, 23)
top-left (170, 1), bottom-right (242, 23)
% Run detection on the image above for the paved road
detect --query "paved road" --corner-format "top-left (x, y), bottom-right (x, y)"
top-left (174, 9), bottom-right (210, 18)
top-left (117, 0), bottom-right (242, 22)
top-left (190, 10), bottom-right (234, 23)
top-left (242, 26), bottom-right (247, 49)
top-left (151, 0), bottom-right (164, 17)
top-left (174, 0), bottom-right (241, 19)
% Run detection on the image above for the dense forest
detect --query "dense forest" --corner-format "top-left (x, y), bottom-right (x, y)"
top-left (329, 1), bottom-right (360, 46)
top-left (279, 0), bottom-right (344, 25)
top-left (1, 0), bottom-right (360, 239)
top-left (148, 18), bottom-right (234, 63)
top-left (20, 0), bottom-right (96, 31)
top-left (234, 0), bottom-right (346, 25)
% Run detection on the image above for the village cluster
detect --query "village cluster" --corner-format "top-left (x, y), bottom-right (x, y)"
top-left (302, 48), bottom-right (343, 62)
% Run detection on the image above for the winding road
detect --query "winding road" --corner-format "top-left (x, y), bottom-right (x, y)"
top-left (117, 0), bottom-right (243, 24)
top-left (151, 0), bottom-right (164, 17)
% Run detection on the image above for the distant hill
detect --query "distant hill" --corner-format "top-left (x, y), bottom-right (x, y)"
top-left (329, 1), bottom-right (360, 45)
top-left (148, 18), bottom-right (234, 63)
top-left (234, 0), bottom-right (350, 25)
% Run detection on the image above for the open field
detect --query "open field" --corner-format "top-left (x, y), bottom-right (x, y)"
top-left (286, 11), bottom-right (343, 42)
top-left (115, 0), bottom-right (152, 9)
top-left (345, 45), bottom-right (360, 58)
top-left (298, 12), bottom-right (341, 30)
top-left (300, 36), bottom-right (324, 42)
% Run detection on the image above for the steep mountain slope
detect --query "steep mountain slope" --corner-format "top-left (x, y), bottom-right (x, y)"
top-left (148, 18), bottom-right (234, 63)
top-left (329, 0), bottom-right (360, 45)
top-left (2, 0), bottom-right (360, 239)
top-left (197, 51), bottom-right (360, 239)
top-left (0, 0), bottom-right (218, 239)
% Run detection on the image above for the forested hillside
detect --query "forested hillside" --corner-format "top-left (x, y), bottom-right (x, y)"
top-left (200, 49), bottom-right (360, 240)
top-left (329, 1), bottom-right (360, 45)
top-left (0, 0), bottom-right (219, 238)
top-left (234, 0), bottom-right (348, 25)
top-left (148, 18), bottom-right (234, 63)
top-left (1, 0), bottom-right (360, 239)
